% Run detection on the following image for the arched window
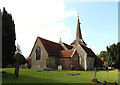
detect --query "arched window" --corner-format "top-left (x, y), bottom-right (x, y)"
top-left (36, 46), bottom-right (41, 60)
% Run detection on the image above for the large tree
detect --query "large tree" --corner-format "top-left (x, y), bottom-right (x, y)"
top-left (2, 7), bottom-right (16, 68)
top-left (98, 42), bottom-right (120, 69)
top-left (117, 42), bottom-right (120, 69)
top-left (106, 43), bottom-right (119, 68)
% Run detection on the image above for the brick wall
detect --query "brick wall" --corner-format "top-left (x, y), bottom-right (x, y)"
top-left (60, 51), bottom-right (80, 70)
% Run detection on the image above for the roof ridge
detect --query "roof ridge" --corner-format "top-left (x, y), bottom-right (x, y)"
top-left (63, 42), bottom-right (70, 45)
top-left (38, 36), bottom-right (60, 45)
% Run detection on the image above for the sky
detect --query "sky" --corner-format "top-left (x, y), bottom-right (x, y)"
top-left (0, 0), bottom-right (118, 58)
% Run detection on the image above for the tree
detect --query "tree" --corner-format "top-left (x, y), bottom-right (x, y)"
top-left (13, 53), bottom-right (26, 66)
top-left (106, 42), bottom-right (120, 68)
top-left (2, 7), bottom-right (16, 68)
top-left (13, 44), bottom-right (26, 78)
top-left (117, 42), bottom-right (120, 69)
top-left (98, 42), bottom-right (120, 69)
top-left (16, 44), bottom-right (21, 53)
top-left (26, 57), bottom-right (31, 69)
top-left (13, 44), bottom-right (26, 66)
top-left (46, 61), bottom-right (54, 69)
top-left (26, 57), bottom-right (30, 61)
top-left (98, 51), bottom-right (108, 61)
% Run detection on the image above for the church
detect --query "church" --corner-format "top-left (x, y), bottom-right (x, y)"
top-left (29, 16), bottom-right (103, 70)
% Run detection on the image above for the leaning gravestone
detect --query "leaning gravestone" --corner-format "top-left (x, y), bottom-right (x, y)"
top-left (14, 65), bottom-right (19, 78)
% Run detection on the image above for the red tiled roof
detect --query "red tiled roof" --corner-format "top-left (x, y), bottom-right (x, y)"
top-left (38, 37), bottom-right (63, 56)
top-left (60, 49), bottom-right (74, 58)
top-left (80, 45), bottom-right (96, 58)
top-left (63, 43), bottom-right (73, 49)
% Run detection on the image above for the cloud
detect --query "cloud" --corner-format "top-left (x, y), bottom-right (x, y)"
top-left (39, 23), bottom-right (73, 42)
top-left (1, 0), bottom-right (77, 57)
top-left (63, 0), bottom-right (119, 2)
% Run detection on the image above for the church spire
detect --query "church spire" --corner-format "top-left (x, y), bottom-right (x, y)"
top-left (71, 11), bottom-right (87, 46)
top-left (76, 14), bottom-right (82, 40)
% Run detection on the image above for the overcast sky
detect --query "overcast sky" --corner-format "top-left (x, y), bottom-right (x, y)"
top-left (0, 0), bottom-right (118, 58)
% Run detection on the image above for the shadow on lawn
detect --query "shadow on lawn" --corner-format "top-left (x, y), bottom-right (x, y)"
top-left (1, 72), bottom-right (94, 85)
top-left (2, 72), bottom-right (60, 83)
top-left (2, 71), bottom-right (118, 85)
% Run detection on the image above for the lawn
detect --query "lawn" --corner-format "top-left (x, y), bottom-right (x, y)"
top-left (1, 68), bottom-right (118, 84)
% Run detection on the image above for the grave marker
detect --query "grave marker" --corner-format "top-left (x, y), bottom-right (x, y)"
top-left (92, 67), bottom-right (98, 82)
top-left (14, 65), bottom-right (19, 78)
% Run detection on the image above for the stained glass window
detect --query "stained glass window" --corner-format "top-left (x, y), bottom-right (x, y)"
top-left (36, 46), bottom-right (41, 60)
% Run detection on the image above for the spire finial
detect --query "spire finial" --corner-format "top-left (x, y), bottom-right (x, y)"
top-left (59, 38), bottom-right (62, 43)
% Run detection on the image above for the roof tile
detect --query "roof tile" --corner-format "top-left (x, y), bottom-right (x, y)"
top-left (60, 49), bottom-right (74, 58)
top-left (38, 37), bottom-right (63, 56)
top-left (81, 45), bottom-right (96, 58)
top-left (63, 43), bottom-right (73, 49)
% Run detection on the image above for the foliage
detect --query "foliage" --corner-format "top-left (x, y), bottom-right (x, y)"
top-left (2, 7), bottom-right (16, 68)
top-left (13, 53), bottom-right (26, 66)
top-left (98, 51), bottom-right (108, 62)
top-left (13, 43), bottom-right (26, 66)
top-left (46, 61), bottom-right (54, 69)
top-left (98, 42), bottom-right (120, 69)
top-left (16, 44), bottom-right (21, 53)
top-left (26, 57), bottom-right (30, 61)
top-left (2, 68), bottom-right (118, 83)
top-left (26, 57), bottom-right (31, 67)
top-left (106, 42), bottom-right (120, 68)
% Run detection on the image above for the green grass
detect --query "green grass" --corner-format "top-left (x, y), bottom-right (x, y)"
top-left (2, 68), bottom-right (118, 84)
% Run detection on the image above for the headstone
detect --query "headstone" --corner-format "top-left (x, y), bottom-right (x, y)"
top-left (14, 65), bottom-right (19, 78)
top-left (71, 64), bottom-right (73, 70)
top-left (58, 65), bottom-right (62, 71)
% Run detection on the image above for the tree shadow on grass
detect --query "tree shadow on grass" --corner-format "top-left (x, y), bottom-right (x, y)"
top-left (2, 71), bottom-right (118, 85)
top-left (2, 72), bottom-right (61, 83)
top-left (2, 72), bottom-right (87, 85)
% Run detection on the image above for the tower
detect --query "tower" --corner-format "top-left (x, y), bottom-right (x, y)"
top-left (71, 15), bottom-right (87, 46)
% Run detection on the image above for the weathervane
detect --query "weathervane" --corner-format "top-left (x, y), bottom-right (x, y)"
top-left (77, 10), bottom-right (79, 18)
top-left (59, 38), bottom-right (62, 43)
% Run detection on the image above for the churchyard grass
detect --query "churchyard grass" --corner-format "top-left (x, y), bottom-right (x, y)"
top-left (2, 68), bottom-right (118, 84)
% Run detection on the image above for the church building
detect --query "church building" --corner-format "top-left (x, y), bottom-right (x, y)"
top-left (29, 16), bottom-right (103, 70)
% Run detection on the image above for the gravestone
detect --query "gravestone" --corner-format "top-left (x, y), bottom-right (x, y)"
top-left (71, 64), bottom-right (73, 70)
top-left (58, 65), bottom-right (62, 71)
top-left (14, 65), bottom-right (19, 78)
